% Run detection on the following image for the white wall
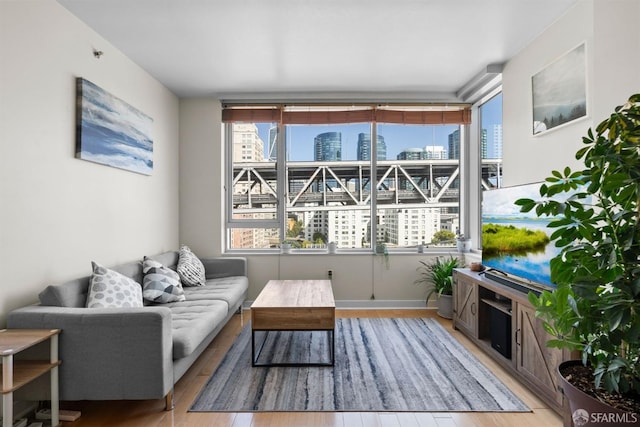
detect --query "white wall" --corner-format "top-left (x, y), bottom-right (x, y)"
top-left (502, 0), bottom-right (640, 187)
top-left (178, 99), bottom-right (224, 257)
top-left (243, 253), bottom-right (452, 306)
top-left (0, 0), bottom-right (180, 325)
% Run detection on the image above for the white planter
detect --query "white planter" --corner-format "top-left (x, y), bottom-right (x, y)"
top-left (328, 242), bottom-right (337, 254)
top-left (456, 239), bottom-right (471, 253)
top-left (437, 294), bottom-right (453, 319)
top-left (281, 244), bottom-right (291, 254)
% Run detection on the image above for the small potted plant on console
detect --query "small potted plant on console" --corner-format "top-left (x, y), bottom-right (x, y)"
top-left (515, 94), bottom-right (640, 424)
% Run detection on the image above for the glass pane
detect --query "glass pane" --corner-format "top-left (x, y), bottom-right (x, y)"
top-left (229, 227), bottom-right (279, 249)
top-left (374, 124), bottom-right (460, 249)
top-left (231, 123), bottom-right (277, 221)
top-left (284, 124), bottom-right (372, 249)
top-left (481, 93), bottom-right (503, 189)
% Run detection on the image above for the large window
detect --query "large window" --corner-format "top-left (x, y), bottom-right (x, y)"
top-left (225, 104), bottom-right (470, 252)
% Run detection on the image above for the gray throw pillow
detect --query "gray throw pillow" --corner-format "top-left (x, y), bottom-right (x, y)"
top-left (142, 257), bottom-right (186, 303)
top-left (86, 262), bottom-right (143, 308)
top-left (177, 245), bottom-right (206, 286)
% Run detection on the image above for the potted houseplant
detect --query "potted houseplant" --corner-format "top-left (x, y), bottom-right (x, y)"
top-left (280, 241), bottom-right (292, 254)
top-left (515, 94), bottom-right (640, 422)
top-left (414, 255), bottom-right (462, 319)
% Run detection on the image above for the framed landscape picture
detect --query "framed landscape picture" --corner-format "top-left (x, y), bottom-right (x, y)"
top-left (532, 43), bottom-right (587, 135)
top-left (76, 78), bottom-right (153, 175)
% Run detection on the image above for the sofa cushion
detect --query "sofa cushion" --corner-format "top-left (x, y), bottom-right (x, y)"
top-left (177, 245), bottom-right (206, 286)
top-left (166, 299), bottom-right (228, 358)
top-left (149, 251), bottom-right (179, 271)
top-left (182, 276), bottom-right (248, 310)
top-left (86, 262), bottom-right (143, 308)
top-left (39, 277), bottom-right (90, 307)
top-left (142, 257), bottom-right (186, 304)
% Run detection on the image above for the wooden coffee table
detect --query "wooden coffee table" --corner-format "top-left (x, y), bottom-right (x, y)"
top-left (250, 279), bottom-right (335, 367)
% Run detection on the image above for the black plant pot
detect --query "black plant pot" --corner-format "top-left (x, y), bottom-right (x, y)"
top-left (559, 360), bottom-right (638, 426)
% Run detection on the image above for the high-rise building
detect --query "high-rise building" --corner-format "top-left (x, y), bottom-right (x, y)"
top-left (357, 133), bottom-right (387, 160)
top-left (397, 146), bottom-right (446, 160)
top-left (480, 128), bottom-right (488, 159)
top-left (232, 123), bottom-right (265, 162)
top-left (493, 124), bottom-right (503, 159)
top-left (448, 129), bottom-right (460, 159)
top-left (302, 209), bottom-right (383, 249)
top-left (314, 132), bottom-right (342, 161)
top-left (424, 145), bottom-right (447, 159)
top-left (385, 208), bottom-right (441, 247)
top-left (397, 148), bottom-right (426, 160)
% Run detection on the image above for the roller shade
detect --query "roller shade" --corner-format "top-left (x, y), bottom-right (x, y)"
top-left (222, 103), bottom-right (471, 125)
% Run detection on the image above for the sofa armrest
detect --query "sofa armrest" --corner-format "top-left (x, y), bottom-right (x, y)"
top-left (201, 257), bottom-right (247, 279)
top-left (7, 305), bottom-right (174, 401)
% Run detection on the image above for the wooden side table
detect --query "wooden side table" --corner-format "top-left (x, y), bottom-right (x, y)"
top-left (0, 329), bottom-right (61, 427)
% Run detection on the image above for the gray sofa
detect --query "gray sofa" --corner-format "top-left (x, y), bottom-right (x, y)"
top-left (7, 250), bottom-right (248, 410)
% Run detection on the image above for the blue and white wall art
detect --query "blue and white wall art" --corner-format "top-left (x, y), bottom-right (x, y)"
top-left (76, 78), bottom-right (153, 175)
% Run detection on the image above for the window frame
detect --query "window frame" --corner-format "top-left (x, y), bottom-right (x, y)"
top-left (224, 103), bottom-right (474, 253)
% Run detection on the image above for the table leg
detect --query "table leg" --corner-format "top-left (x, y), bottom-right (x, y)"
top-left (2, 354), bottom-right (13, 427)
top-left (50, 334), bottom-right (59, 427)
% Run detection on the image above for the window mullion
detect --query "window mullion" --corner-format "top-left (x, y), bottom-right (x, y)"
top-left (277, 123), bottom-right (286, 242)
top-left (371, 123), bottom-right (377, 252)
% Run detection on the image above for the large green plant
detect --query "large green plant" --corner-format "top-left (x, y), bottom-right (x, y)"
top-left (414, 256), bottom-right (462, 302)
top-left (515, 94), bottom-right (640, 396)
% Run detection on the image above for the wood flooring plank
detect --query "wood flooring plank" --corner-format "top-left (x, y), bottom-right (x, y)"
top-left (395, 412), bottom-right (421, 427)
top-left (378, 412), bottom-right (402, 427)
top-left (342, 412), bottom-right (365, 427)
top-left (412, 413), bottom-right (440, 427)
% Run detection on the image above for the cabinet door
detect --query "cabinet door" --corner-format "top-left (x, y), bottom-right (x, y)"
top-left (453, 274), bottom-right (477, 337)
top-left (515, 303), bottom-right (564, 407)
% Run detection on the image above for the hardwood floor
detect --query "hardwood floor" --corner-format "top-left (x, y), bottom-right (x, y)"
top-left (59, 309), bottom-right (562, 426)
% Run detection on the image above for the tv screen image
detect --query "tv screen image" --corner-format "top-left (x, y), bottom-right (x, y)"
top-left (482, 182), bottom-right (562, 288)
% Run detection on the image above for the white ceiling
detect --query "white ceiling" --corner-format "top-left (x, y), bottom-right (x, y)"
top-left (57, 0), bottom-right (578, 100)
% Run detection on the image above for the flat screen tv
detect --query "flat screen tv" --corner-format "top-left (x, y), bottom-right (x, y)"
top-left (481, 182), bottom-right (558, 292)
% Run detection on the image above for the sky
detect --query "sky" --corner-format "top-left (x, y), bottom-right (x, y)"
top-left (256, 93), bottom-right (502, 161)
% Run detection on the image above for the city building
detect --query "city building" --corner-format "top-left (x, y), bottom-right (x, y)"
top-left (385, 208), bottom-right (441, 247)
top-left (357, 133), bottom-right (387, 160)
top-left (493, 124), bottom-right (503, 159)
top-left (424, 145), bottom-right (447, 159)
top-left (302, 209), bottom-right (384, 249)
top-left (314, 132), bottom-right (342, 161)
top-left (480, 128), bottom-right (488, 159)
top-left (448, 129), bottom-right (460, 159)
top-left (232, 123), bottom-right (264, 162)
top-left (397, 147), bottom-right (426, 160)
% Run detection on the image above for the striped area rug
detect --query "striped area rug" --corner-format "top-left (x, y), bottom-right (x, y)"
top-left (190, 317), bottom-right (530, 412)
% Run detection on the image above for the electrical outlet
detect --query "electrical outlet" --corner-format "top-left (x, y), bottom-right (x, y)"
top-left (327, 270), bottom-right (333, 278)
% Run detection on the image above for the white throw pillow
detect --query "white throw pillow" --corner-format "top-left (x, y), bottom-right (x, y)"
top-left (177, 245), bottom-right (206, 286)
top-left (86, 262), bottom-right (143, 308)
top-left (142, 257), bottom-right (186, 303)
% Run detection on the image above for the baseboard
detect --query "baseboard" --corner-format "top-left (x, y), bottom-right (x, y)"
top-left (243, 299), bottom-right (431, 309)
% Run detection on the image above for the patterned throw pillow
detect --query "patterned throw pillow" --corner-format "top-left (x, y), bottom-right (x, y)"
top-left (86, 262), bottom-right (143, 308)
top-left (142, 257), bottom-right (186, 303)
top-left (177, 245), bottom-right (206, 286)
